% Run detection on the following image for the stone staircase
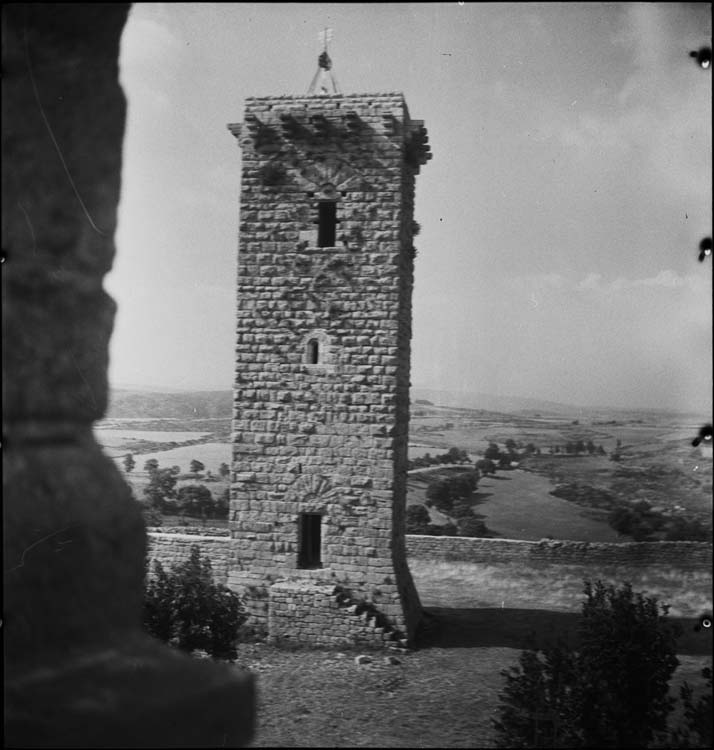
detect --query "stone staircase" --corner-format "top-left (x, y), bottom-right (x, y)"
top-left (330, 585), bottom-right (410, 652)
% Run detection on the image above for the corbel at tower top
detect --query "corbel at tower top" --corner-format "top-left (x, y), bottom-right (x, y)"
top-left (227, 92), bottom-right (431, 169)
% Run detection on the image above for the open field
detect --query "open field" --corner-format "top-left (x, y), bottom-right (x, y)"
top-left (111, 442), bottom-right (232, 475)
top-left (408, 466), bottom-right (622, 541)
top-left (100, 398), bottom-right (712, 544)
top-left (95, 429), bottom-right (214, 453)
top-left (408, 402), bottom-right (712, 541)
top-left (472, 471), bottom-right (621, 542)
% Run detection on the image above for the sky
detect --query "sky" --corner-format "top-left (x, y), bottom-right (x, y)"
top-left (108, 2), bottom-right (712, 413)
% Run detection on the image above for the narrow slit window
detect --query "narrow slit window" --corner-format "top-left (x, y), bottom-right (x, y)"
top-left (317, 200), bottom-right (337, 247)
top-left (307, 338), bottom-right (319, 364)
top-left (298, 513), bottom-right (322, 569)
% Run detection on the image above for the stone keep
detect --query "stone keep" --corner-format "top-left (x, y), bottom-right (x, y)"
top-left (228, 92), bottom-right (431, 645)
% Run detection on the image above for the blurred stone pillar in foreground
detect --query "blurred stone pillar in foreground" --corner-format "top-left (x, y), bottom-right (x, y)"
top-left (2, 4), bottom-right (254, 746)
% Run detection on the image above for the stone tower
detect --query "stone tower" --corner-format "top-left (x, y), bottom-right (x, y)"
top-left (227, 89), bottom-right (431, 647)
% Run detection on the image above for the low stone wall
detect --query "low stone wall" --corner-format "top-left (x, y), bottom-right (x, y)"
top-left (146, 532), bottom-right (232, 586)
top-left (405, 535), bottom-right (713, 570)
top-left (146, 532), bottom-right (713, 591)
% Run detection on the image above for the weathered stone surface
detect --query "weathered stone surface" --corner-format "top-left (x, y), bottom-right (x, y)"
top-left (228, 92), bottom-right (427, 645)
top-left (405, 535), bottom-right (713, 569)
top-left (2, 4), bottom-right (254, 745)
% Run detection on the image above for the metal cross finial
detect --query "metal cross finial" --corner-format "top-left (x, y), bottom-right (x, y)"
top-left (319, 27), bottom-right (332, 53)
top-left (308, 27), bottom-right (340, 95)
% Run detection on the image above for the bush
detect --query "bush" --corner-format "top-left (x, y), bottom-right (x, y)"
top-left (139, 504), bottom-right (163, 527)
top-left (457, 516), bottom-right (490, 537)
top-left (476, 458), bottom-right (496, 475)
top-left (406, 504), bottom-right (430, 533)
top-left (669, 665), bottom-right (712, 748)
top-left (493, 580), bottom-right (681, 748)
top-left (215, 488), bottom-right (230, 520)
top-left (143, 546), bottom-right (246, 660)
top-left (176, 484), bottom-right (215, 518)
top-left (663, 516), bottom-right (711, 542)
top-left (425, 470), bottom-right (479, 515)
top-left (450, 499), bottom-right (474, 520)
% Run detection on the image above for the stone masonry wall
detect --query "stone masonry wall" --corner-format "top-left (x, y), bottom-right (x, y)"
top-left (146, 532), bottom-right (232, 585)
top-left (145, 531), bottom-right (710, 651)
top-left (146, 530), bottom-right (712, 592)
top-left (405, 535), bottom-right (713, 569)
top-left (228, 93), bottom-right (429, 642)
top-left (267, 580), bottom-right (408, 650)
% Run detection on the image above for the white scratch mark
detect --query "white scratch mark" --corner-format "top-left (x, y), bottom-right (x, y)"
top-left (9, 526), bottom-right (75, 573)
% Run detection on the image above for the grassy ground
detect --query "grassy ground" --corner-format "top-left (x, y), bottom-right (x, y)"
top-left (410, 558), bottom-right (713, 620)
top-left (239, 557), bottom-right (711, 747)
top-left (237, 630), bottom-right (710, 748)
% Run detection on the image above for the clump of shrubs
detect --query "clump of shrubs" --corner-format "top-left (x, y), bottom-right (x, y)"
top-left (424, 470), bottom-right (479, 515)
top-left (609, 501), bottom-right (711, 542)
top-left (143, 545), bottom-right (245, 660)
top-left (494, 580), bottom-right (682, 748)
top-left (668, 665), bottom-right (713, 748)
top-left (408, 446), bottom-right (471, 470)
top-left (456, 516), bottom-right (490, 537)
top-left (551, 483), bottom-right (712, 542)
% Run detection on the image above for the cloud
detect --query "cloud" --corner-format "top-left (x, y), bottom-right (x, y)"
top-left (576, 269), bottom-right (704, 294)
top-left (576, 272), bottom-right (602, 291)
top-left (120, 16), bottom-right (184, 73)
top-left (529, 5), bottom-right (710, 203)
top-left (508, 273), bottom-right (567, 292)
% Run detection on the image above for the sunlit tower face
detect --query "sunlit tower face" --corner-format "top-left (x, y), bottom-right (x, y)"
top-left (226, 83), bottom-right (431, 645)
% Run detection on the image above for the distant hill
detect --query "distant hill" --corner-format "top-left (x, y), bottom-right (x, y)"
top-left (410, 388), bottom-right (580, 416)
top-left (107, 389), bottom-right (232, 419)
top-left (107, 386), bottom-right (700, 421)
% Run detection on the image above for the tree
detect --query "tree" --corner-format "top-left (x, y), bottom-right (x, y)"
top-left (446, 446), bottom-right (470, 464)
top-left (670, 665), bottom-right (712, 748)
top-left (176, 485), bottom-right (215, 518)
top-left (144, 458), bottom-right (159, 475)
top-left (574, 440), bottom-right (585, 454)
top-left (451, 499), bottom-right (474, 520)
top-left (484, 442), bottom-right (501, 461)
top-left (586, 440), bottom-right (596, 455)
top-left (494, 580), bottom-right (681, 748)
top-left (123, 453), bottom-right (135, 473)
top-left (505, 438), bottom-right (517, 453)
top-left (143, 468), bottom-right (178, 512)
top-left (215, 488), bottom-right (230, 520)
top-left (406, 504), bottom-right (430, 534)
top-left (458, 516), bottom-right (489, 537)
top-left (476, 458), bottom-right (496, 475)
top-left (190, 459), bottom-right (205, 475)
top-left (219, 462), bottom-right (230, 479)
top-left (143, 546), bottom-right (246, 659)
top-left (425, 471), bottom-right (479, 515)
top-left (425, 478), bottom-right (453, 513)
